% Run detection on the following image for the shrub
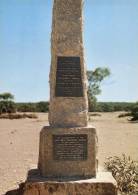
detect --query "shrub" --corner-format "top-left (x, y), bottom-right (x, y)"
top-left (36, 101), bottom-right (49, 112)
top-left (16, 102), bottom-right (49, 113)
top-left (89, 113), bottom-right (101, 117)
top-left (0, 101), bottom-right (16, 114)
top-left (131, 103), bottom-right (138, 121)
top-left (118, 112), bottom-right (132, 118)
top-left (105, 154), bottom-right (138, 194)
top-left (0, 113), bottom-right (38, 119)
top-left (92, 102), bottom-right (135, 112)
top-left (23, 113), bottom-right (38, 119)
top-left (16, 103), bottom-right (36, 112)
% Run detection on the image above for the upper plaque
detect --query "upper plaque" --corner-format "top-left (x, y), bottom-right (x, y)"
top-left (55, 56), bottom-right (83, 97)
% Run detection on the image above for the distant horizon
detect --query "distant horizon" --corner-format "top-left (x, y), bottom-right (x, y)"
top-left (15, 100), bottom-right (136, 103)
top-left (0, 0), bottom-right (138, 102)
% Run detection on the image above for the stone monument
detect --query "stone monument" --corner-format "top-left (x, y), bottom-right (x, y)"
top-left (38, 0), bottom-right (97, 179)
top-left (22, 0), bottom-right (117, 195)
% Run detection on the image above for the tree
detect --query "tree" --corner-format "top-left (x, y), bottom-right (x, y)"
top-left (0, 92), bottom-right (16, 114)
top-left (87, 67), bottom-right (110, 111)
top-left (0, 92), bottom-right (14, 101)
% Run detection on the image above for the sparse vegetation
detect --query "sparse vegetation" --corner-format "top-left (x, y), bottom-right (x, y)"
top-left (118, 112), bottom-right (132, 118)
top-left (93, 102), bottom-right (135, 112)
top-left (131, 102), bottom-right (138, 121)
top-left (16, 102), bottom-right (37, 112)
top-left (105, 154), bottom-right (138, 195)
top-left (0, 92), bottom-right (16, 114)
top-left (117, 102), bottom-right (138, 121)
top-left (87, 67), bottom-right (110, 111)
top-left (36, 101), bottom-right (49, 112)
top-left (0, 113), bottom-right (38, 119)
top-left (16, 101), bottom-right (49, 113)
top-left (89, 113), bottom-right (101, 117)
top-left (0, 92), bottom-right (14, 101)
top-left (89, 112), bottom-right (101, 120)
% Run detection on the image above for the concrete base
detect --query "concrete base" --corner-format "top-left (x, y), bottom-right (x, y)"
top-left (23, 171), bottom-right (117, 195)
top-left (38, 126), bottom-right (98, 178)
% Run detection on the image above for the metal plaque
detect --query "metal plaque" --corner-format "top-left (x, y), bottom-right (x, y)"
top-left (53, 134), bottom-right (87, 161)
top-left (55, 56), bottom-right (83, 97)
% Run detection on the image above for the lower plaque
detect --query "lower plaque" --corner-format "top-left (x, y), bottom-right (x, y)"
top-left (53, 134), bottom-right (87, 161)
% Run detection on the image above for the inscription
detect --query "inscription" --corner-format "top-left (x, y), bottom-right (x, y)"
top-left (53, 134), bottom-right (87, 161)
top-left (55, 56), bottom-right (83, 97)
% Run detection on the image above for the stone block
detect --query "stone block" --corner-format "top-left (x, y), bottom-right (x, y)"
top-left (38, 125), bottom-right (98, 178)
top-left (23, 172), bottom-right (117, 195)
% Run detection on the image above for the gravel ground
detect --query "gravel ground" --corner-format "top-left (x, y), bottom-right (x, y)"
top-left (0, 112), bottom-right (138, 194)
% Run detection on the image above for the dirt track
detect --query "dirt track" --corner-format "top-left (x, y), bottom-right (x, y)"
top-left (0, 112), bottom-right (138, 194)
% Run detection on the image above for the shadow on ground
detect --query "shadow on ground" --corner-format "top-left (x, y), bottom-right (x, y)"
top-left (3, 168), bottom-right (101, 195)
top-left (3, 183), bottom-right (24, 195)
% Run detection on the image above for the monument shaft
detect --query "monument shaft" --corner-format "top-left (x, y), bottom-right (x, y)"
top-left (38, 0), bottom-right (97, 178)
top-left (22, 1), bottom-right (117, 195)
top-left (49, 0), bottom-right (88, 127)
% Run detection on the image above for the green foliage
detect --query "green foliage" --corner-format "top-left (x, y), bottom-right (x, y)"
top-left (96, 102), bottom-right (114, 112)
top-left (0, 92), bottom-right (15, 114)
top-left (88, 96), bottom-right (97, 112)
top-left (0, 92), bottom-right (14, 101)
top-left (131, 102), bottom-right (138, 121)
top-left (0, 113), bottom-right (37, 119)
top-left (16, 101), bottom-right (49, 113)
top-left (105, 154), bottom-right (138, 194)
top-left (87, 67), bottom-right (110, 111)
top-left (36, 101), bottom-right (49, 112)
top-left (89, 102), bottom-right (135, 112)
top-left (16, 103), bottom-right (37, 112)
top-left (0, 100), bottom-right (16, 114)
top-left (118, 112), bottom-right (132, 118)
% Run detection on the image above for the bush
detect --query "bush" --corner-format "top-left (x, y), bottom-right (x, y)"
top-left (16, 103), bottom-right (36, 112)
top-left (97, 102), bottom-right (114, 112)
top-left (118, 112), bottom-right (132, 118)
top-left (131, 103), bottom-right (138, 121)
top-left (0, 101), bottom-right (16, 114)
top-left (89, 113), bottom-right (101, 117)
top-left (89, 102), bottom-right (135, 112)
top-left (16, 102), bottom-right (49, 113)
top-left (105, 154), bottom-right (138, 194)
top-left (0, 113), bottom-right (38, 119)
top-left (36, 101), bottom-right (49, 112)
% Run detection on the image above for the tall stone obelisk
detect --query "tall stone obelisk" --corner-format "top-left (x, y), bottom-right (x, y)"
top-left (22, 1), bottom-right (117, 195)
top-left (49, 0), bottom-right (88, 128)
top-left (38, 0), bottom-right (97, 178)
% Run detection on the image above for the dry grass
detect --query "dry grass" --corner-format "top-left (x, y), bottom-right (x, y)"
top-left (0, 113), bottom-right (38, 119)
top-left (105, 154), bottom-right (138, 194)
top-left (118, 112), bottom-right (132, 118)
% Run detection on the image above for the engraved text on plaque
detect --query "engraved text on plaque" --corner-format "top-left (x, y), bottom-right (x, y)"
top-left (55, 56), bottom-right (83, 97)
top-left (53, 134), bottom-right (87, 161)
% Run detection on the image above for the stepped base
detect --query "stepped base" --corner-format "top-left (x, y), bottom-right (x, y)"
top-left (22, 171), bottom-right (117, 195)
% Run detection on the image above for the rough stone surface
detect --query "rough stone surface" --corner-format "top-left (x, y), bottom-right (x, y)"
top-left (23, 172), bottom-right (117, 195)
top-left (49, 0), bottom-right (88, 127)
top-left (38, 126), bottom-right (98, 178)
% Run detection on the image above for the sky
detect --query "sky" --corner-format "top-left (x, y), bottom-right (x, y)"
top-left (0, 0), bottom-right (138, 102)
